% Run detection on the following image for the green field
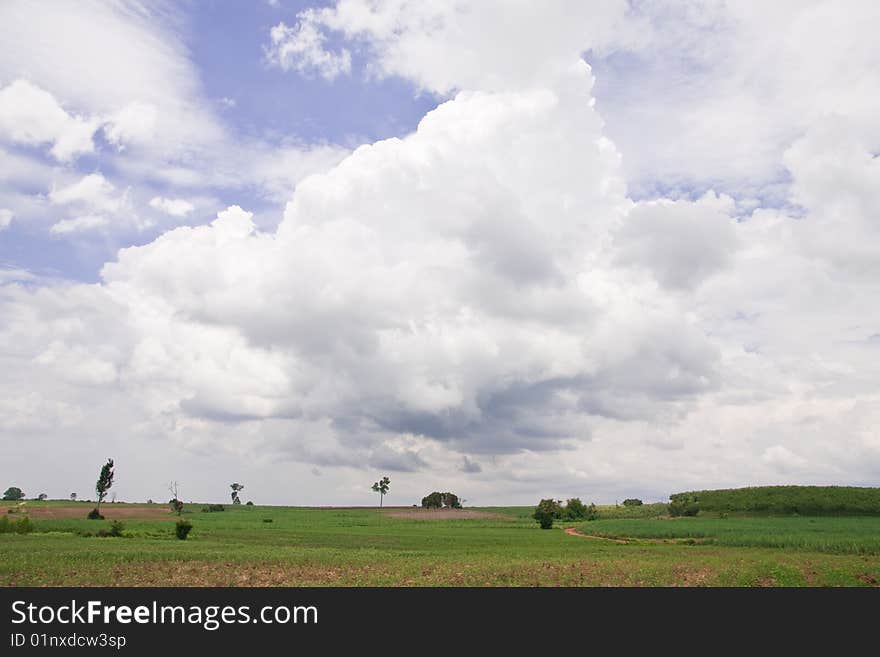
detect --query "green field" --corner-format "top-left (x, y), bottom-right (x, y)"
top-left (1, 501), bottom-right (879, 586)
top-left (576, 516), bottom-right (880, 554)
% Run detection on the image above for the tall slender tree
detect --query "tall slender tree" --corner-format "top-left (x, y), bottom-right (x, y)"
top-left (95, 459), bottom-right (115, 515)
top-left (230, 483), bottom-right (244, 505)
top-left (168, 481), bottom-right (183, 515)
top-left (371, 476), bottom-right (390, 508)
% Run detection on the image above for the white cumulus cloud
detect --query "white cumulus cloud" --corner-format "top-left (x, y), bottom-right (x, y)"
top-left (49, 173), bottom-right (124, 213)
top-left (50, 214), bottom-right (109, 235)
top-left (149, 196), bottom-right (195, 218)
top-left (0, 79), bottom-right (99, 161)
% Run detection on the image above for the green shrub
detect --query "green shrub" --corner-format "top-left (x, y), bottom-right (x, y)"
top-left (169, 499), bottom-right (184, 515)
top-left (175, 520), bottom-right (193, 540)
top-left (262, 518), bottom-right (273, 523)
top-left (245, 501), bottom-right (254, 506)
top-left (94, 522), bottom-right (124, 538)
top-left (669, 496), bottom-right (699, 517)
top-left (201, 504), bottom-right (225, 513)
top-left (87, 508), bottom-right (104, 520)
top-left (14, 516), bottom-right (33, 534)
top-left (622, 498), bottom-right (643, 506)
top-left (0, 515), bottom-right (33, 534)
top-left (564, 498), bottom-right (588, 520)
top-left (533, 499), bottom-right (562, 529)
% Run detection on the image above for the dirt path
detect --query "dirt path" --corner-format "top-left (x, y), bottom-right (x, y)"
top-left (563, 527), bottom-right (705, 545)
top-left (564, 527), bottom-right (630, 543)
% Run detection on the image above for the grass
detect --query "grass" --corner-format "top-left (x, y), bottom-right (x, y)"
top-left (1, 501), bottom-right (878, 586)
top-left (576, 516), bottom-right (880, 554)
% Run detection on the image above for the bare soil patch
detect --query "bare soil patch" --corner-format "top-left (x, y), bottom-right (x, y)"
top-left (385, 508), bottom-right (511, 520)
top-left (1, 503), bottom-right (173, 520)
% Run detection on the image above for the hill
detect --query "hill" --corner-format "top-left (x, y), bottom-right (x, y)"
top-left (669, 485), bottom-right (880, 515)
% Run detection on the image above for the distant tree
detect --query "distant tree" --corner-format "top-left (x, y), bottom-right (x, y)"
top-left (422, 491), bottom-right (463, 509)
top-left (94, 459), bottom-right (115, 516)
top-left (421, 492), bottom-right (443, 508)
top-left (230, 483), bottom-right (244, 505)
top-left (371, 476), bottom-right (390, 507)
top-left (70, 492), bottom-right (77, 502)
top-left (2, 487), bottom-right (24, 501)
top-left (533, 499), bottom-right (562, 529)
top-left (668, 493), bottom-right (699, 517)
top-left (37, 493), bottom-right (47, 501)
top-left (168, 481), bottom-right (184, 515)
top-left (443, 492), bottom-right (462, 509)
top-left (586, 503), bottom-right (598, 520)
top-left (564, 498), bottom-right (587, 520)
top-left (246, 501), bottom-right (254, 506)
top-left (622, 498), bottom-right (643, 507)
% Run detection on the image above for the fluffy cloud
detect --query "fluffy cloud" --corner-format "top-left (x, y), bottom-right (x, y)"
top-left (0, 0), bottom-right (222, 154)
top-left (149, 196), bottom-right (195, 218)
top-left (587, 0), bottom-right (880, 195)
top-left (49, 173), bottom-right (124, 213)
top-left (2, 1), bottom-right (880, 504)
top-left (2, 64), bottom-right (723, 481)
top-left (49, 215), bottom-right (109, 235)
top-left (97, 71), bottom-right (715, 448)
top-left (0, 80), bottom-right (99, 161)
top-left (46, 173), bottom-right (145, 235)
top-left (0, 80), bottom-right (162, 163)
top-left (267, 10), bottom-right (353, 80)
top-left (268, 0), bottom-right (647, 94)
top-left (104, 102), bottom-right (159, 149)
top-left (783, 117), bottom-right (880, 275)
top-left (614, 192), bottom-right (739, 290)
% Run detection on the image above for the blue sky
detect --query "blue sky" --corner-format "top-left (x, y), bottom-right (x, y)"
top-left (189, 1), bottom-right (438, 146)
top-left (0, 1), bottom-right (439, 283)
